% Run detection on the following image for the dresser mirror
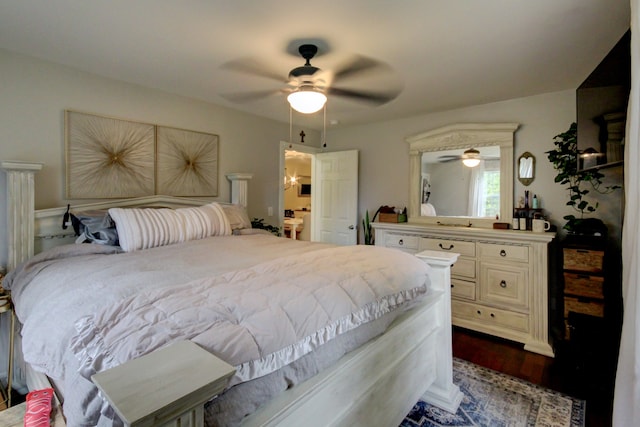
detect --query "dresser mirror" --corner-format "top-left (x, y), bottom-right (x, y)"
top-left (517, 152), bottom-right (535, 186)
top-left (406, 123), bottom-right (519, 228)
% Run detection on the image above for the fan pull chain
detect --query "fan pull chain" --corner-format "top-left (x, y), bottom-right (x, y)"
top-left (288, 106), bottom-right (293, 148)
top-left (322, 104), bottom-right (327, 148)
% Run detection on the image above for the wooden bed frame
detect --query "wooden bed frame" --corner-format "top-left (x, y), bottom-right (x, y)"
top-left (2, 161), bottom-right (462, 426)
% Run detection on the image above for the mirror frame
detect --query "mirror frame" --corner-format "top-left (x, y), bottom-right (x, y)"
top-left (406, 122), bottom-right (519, 228)
top-left (517, 151), bottom-right (535, 186)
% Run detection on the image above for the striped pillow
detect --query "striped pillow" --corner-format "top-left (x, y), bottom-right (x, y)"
top-left (108, 202), bottom-right (231, 252)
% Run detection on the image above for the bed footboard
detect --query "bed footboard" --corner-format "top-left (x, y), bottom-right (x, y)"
top-left (241, 249), bottom-right (462, 426)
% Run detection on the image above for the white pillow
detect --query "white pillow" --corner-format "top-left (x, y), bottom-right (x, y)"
top-left (221, 203), bottom-right (252, 230)
top-left (108, 202), bottom-right (231, 252)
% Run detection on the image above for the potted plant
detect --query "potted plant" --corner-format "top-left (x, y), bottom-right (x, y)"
top-left (546, 122), bottom-right (620, 233)
top-left (251, 218), bottom-right (281, 236)
top-left (362, 208), bottom-right (381, 245)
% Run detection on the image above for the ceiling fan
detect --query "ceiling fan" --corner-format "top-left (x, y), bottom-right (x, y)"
top-left (438, 148), bottom-right (498, 167)
top-left (220, 43), bottom-right (401, 114)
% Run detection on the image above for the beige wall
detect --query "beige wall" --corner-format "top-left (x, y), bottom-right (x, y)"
top-left (0, 48), bottom-right (624, 266)
top-left (0, 49), bottom-right (320, 266)
top-left (327, 89), bottom-right (624, 243)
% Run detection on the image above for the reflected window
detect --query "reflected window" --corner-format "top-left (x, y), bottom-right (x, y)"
top-left (469, 160), bottom-right (500, 217)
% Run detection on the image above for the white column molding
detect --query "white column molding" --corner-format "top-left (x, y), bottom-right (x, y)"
top-left (226, 173), bottom-right (253, 208)
top-left (1, 161), bottom-right (43, 270)
top-left (416, 250), bottom-right (464, 412)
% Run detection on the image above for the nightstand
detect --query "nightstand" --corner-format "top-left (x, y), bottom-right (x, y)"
top-left (91, 340), bottom-right (235, 427)
top-left (0, 280), bottom-right (15, 410)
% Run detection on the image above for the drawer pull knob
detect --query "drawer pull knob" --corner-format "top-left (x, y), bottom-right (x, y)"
top-left (451, 284), bottom-right (454, 288)
top-left (439, 243), bottom-right (454, 250)
top-left (398, 239), bottom-right (404, 245)
top-left (500, 280), bottom-right (507, 288)
top-left (490, 313), bottom-right (495, 318)
top-left (476, 310), bottom-right (481, 315)
top-left (500, 249), bottom-right (507, 257)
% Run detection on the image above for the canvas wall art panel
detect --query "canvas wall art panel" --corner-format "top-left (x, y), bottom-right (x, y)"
top-left (156, 126), bottom-right (219, 197)
top-left (66, 111), bottom-right (155, 198)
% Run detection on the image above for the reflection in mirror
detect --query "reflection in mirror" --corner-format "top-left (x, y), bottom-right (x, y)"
top-left (517, 152), bottom-right (535, 186)
top-left (406, 123), bottom-right (518, 228)
top-left (421, 146), bottom-right (501, 217)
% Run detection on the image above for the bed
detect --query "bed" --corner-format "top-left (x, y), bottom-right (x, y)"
top-left (1, 162), bottom-right (462, 426)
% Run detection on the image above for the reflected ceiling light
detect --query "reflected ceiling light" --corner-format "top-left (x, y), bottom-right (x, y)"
top-left (287, 85), bottom-right (327, 114)
top-left (462, 148), bottom-right (481, 167)
top-left (579, 147), bottom-right (604, 158)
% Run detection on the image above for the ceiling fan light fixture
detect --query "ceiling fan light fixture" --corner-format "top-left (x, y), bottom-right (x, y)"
top-left (287, 86), bottom-right (327, 114)
top-left (462, 148), bottom-right (481, 167)
top-left (462, 158), bottom-right (481, 167)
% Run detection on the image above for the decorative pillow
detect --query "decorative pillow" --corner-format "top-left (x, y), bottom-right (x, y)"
top-left (221, 203), bottom-right (252, 230)
top-left (108, 202), bottom-right (231, 252)
top-left (71, 210), bottom-right (119, 246)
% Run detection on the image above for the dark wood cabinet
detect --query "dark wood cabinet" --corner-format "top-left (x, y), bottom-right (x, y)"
top-left (562, 241), bottom-right (606, 338)
top-left (557, 233), bottom-right (622, 399)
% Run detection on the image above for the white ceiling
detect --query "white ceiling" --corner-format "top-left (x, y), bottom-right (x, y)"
top-left (0, 1), bottom-right (630, 130)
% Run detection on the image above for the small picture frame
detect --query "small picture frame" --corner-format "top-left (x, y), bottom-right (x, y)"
top-left (297, 176), bottom-right (311, 197)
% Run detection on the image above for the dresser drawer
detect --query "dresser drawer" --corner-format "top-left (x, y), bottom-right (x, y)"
top-left (478, 243), bottom-right (529, 262)
top-left (384, 234), bottom-right (419, 250)
top-left (452, 258), bottom-right (476, 279)
top-left (451, 278), bottom-right (476, 300)
top-left (452, 300), bottom-right (529, 333)
top-left (564, 272), bottom-right (604, 299)
top-left (480, 262), bottom-right (529, 309)
top-left (420, 238), bottom-right (475, 257)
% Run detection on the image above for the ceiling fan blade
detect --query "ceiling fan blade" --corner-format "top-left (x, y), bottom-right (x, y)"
top-left (221, 58), bottom-right (286, 83)
top-left (332, 55), bottom-right (389, 82)
top-left (327, 87), bottom-right (396, 105)
top-left (437, 156), bottom-right (461, 163)
top-left (220, 89), bottom-right (284, 103)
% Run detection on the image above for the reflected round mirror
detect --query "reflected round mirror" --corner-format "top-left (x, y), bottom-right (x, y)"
top-left (406, 123), bottom-right (519, 228)
top-left (517, 152), bottom-right (535, 186)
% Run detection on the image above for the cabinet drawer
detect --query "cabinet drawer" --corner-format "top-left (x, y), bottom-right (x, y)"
top-left (564, 272), bottom-right (604, 299)
top-left (420, 238), bottom-right (475, 257)
top-left (563, 248), bottom-right (604, 273)
top-left (384, 234), bottom-right (419, 250)
top-left (564, 296), bottom-right (604, 318)
top-left (452, 300), bottom-right (529, 333)
top-left (451, 278), bottom-right (475, 300)
top-left (480, 262), bottom-right (528, 309)
top-left (478, 243), bottom-right (529, 262)
top-left (452, 258), bottom-right (476, 279)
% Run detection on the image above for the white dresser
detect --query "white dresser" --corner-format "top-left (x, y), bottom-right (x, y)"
top-left (372, 222), bottom-right (556, 356)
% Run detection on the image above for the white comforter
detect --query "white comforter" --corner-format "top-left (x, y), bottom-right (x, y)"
top-left (6, 233), bottom-right (431, 426)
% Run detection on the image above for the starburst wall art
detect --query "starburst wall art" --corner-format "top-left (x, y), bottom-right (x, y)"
top-left (156, 126), bottom-right (218, 197)
top-left (65, 111), bottom-right (218, 198)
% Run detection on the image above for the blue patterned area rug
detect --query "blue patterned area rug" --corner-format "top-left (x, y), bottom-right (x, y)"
top-left (401, 358), bottom-right (586, 427)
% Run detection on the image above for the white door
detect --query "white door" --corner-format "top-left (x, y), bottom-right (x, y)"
top-left (312, 150), bottom-right (358, 245)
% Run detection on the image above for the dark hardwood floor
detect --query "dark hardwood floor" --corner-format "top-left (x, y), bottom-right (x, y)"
top-left (452, 327), bottom-right (616, 427)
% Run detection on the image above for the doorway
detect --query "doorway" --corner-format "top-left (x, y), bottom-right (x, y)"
top-left (278, 142), bottom-right (360, 245)
top-left (279, 141), bottom-right (319, 241)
